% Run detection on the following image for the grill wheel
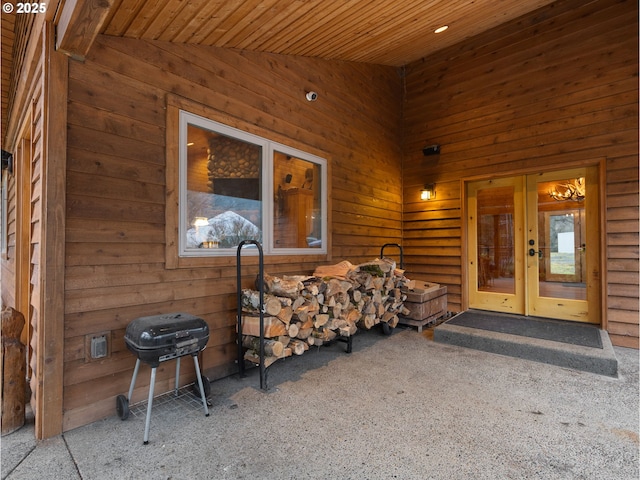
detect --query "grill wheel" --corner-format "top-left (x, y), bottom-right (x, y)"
top-left (116, 394), bottom-right (130, 420)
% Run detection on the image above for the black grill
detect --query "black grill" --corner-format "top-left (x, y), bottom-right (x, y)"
top-left (117, 313), bottom-right (211, 444)
top-left (124, 313), bottom-right (209, 367)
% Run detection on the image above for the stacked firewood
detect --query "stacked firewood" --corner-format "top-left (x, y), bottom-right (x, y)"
top-left (240, 258), bottom-right (413, 366)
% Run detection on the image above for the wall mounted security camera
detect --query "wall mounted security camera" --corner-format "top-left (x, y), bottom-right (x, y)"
top-left (422, 144), bottom-right (440, 156)
top-left (305, 91), bottom-right (318, 102)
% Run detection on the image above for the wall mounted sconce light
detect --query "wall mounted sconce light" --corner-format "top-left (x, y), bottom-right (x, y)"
top-left (422, 144), bottom-right (440, 156)
top-left (421, 184), bottom-right (435, 201)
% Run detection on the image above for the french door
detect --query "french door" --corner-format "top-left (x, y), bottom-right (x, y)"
top-left (467, 167), bottom-right (600, 324)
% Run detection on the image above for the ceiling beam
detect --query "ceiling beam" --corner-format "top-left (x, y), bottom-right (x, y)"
top-left (55, 0), bottom-right (114, 60)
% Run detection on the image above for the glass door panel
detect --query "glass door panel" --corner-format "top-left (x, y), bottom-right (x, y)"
top-left (477, 186), bottom-right (516, 294)
top-left (538, 207), bottom-right (586, 297)
top-left (526, 167), bottom-right (598, 323)
top-left (468, 177), bottom-right (525, 314)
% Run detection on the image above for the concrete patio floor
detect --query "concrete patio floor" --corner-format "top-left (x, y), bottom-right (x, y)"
top-left (2, 327), bottom-right (638, 479)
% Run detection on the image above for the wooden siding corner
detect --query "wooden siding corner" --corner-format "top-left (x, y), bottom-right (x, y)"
top-left (36, 23), bottom-right (67, 439)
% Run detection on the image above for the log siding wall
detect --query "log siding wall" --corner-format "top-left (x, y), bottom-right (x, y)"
top-left (63, 36), bottom-right (402, 430)
top-left (401, 0), bottom-right (638, 347)
top-left (1, 24), bottom-right (67, 439)
top-left (1, 0), bottom-right (636, 437)
top-left (1, 22), bottom-right (38, 433)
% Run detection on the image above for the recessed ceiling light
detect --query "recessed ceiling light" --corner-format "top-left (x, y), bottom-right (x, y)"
top-left (434, 25), bottom-right (449, 34)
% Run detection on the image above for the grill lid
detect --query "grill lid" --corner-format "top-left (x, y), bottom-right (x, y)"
top-left (125, 313), bottom-right (209, 353)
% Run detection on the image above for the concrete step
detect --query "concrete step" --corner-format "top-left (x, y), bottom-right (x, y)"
top-left (434, 313), bottom-right (618, 377)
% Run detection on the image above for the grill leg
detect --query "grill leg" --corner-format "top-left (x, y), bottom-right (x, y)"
top-left (127, 359), bottom-right (141, 401)
top-left (174, 357), bottom-right (181, 396)
top-left (143, 367), bottom-right (157, 445)
top-left (192, 355), bottom-right (210, 417)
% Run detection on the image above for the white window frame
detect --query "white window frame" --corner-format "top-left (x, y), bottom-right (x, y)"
top-left (178, 110), bottom-right (327, 257)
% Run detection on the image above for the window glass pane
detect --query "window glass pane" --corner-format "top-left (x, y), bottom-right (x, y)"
top-left (273, 151), bottom-right (322, 249)
top-left (1, 172), bottom-right (7, 258)
top-left (185, 123), bottom-right (262, 250)
top-left (177, 110), bottom-right (327, 257)
top-left (549, 213), bottom-right (576, 275)
top-left (538, 177), bottom-right (586, 299)
top-left (476, 186), bottom-right (515, 294)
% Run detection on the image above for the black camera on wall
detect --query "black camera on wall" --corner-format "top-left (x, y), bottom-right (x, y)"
top-left (422, 144), bottom-right (441, 156)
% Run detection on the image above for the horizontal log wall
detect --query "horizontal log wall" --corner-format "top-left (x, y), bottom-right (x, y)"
top-left (401, 0), bottom-right (638, 347)
top-left (1, 20), bottom-right (64, 440)
top-left (63, 36), bottom-right (402, 430)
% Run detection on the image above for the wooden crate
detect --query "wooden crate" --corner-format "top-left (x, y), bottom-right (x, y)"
top-left (403, 281), bottom-right (441, 303)
top-left (399, 285), bottom-right (447, 332)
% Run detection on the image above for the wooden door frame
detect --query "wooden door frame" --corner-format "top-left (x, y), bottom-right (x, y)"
top-left (15, 123), bottom-right (32, 366)
top-left (466, 175), bottom-right (526, 314)
top-left (460, 158), bottom-right (607, 328)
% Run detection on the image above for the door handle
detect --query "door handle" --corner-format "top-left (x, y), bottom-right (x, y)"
top-left (528, 248), bottom-right (543, 258)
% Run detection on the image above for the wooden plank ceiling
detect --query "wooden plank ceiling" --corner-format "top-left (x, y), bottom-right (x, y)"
top-left (2, 0), bottom-right (557, 146)
top-left (100, 0), bottom-right (557, 66)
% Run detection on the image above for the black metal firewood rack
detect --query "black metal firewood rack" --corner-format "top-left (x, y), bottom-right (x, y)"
top-left (236, 240), bottom-right (267, 389)
top-left (380, 243), bottom-right (404, 269)
top-left (236, 240), bottom-right (352, 391)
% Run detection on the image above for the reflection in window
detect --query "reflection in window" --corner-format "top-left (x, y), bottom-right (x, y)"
top-left (273, 152), bottom-right (322, 249)
top-left (477, 186), bottom-right (515, 294)
top-left (549, 213), bottom-right (575, 275)
top-left (185, 124), bottom-right (262, 250)
top-left (178, 111), bottom-right (326, 256)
